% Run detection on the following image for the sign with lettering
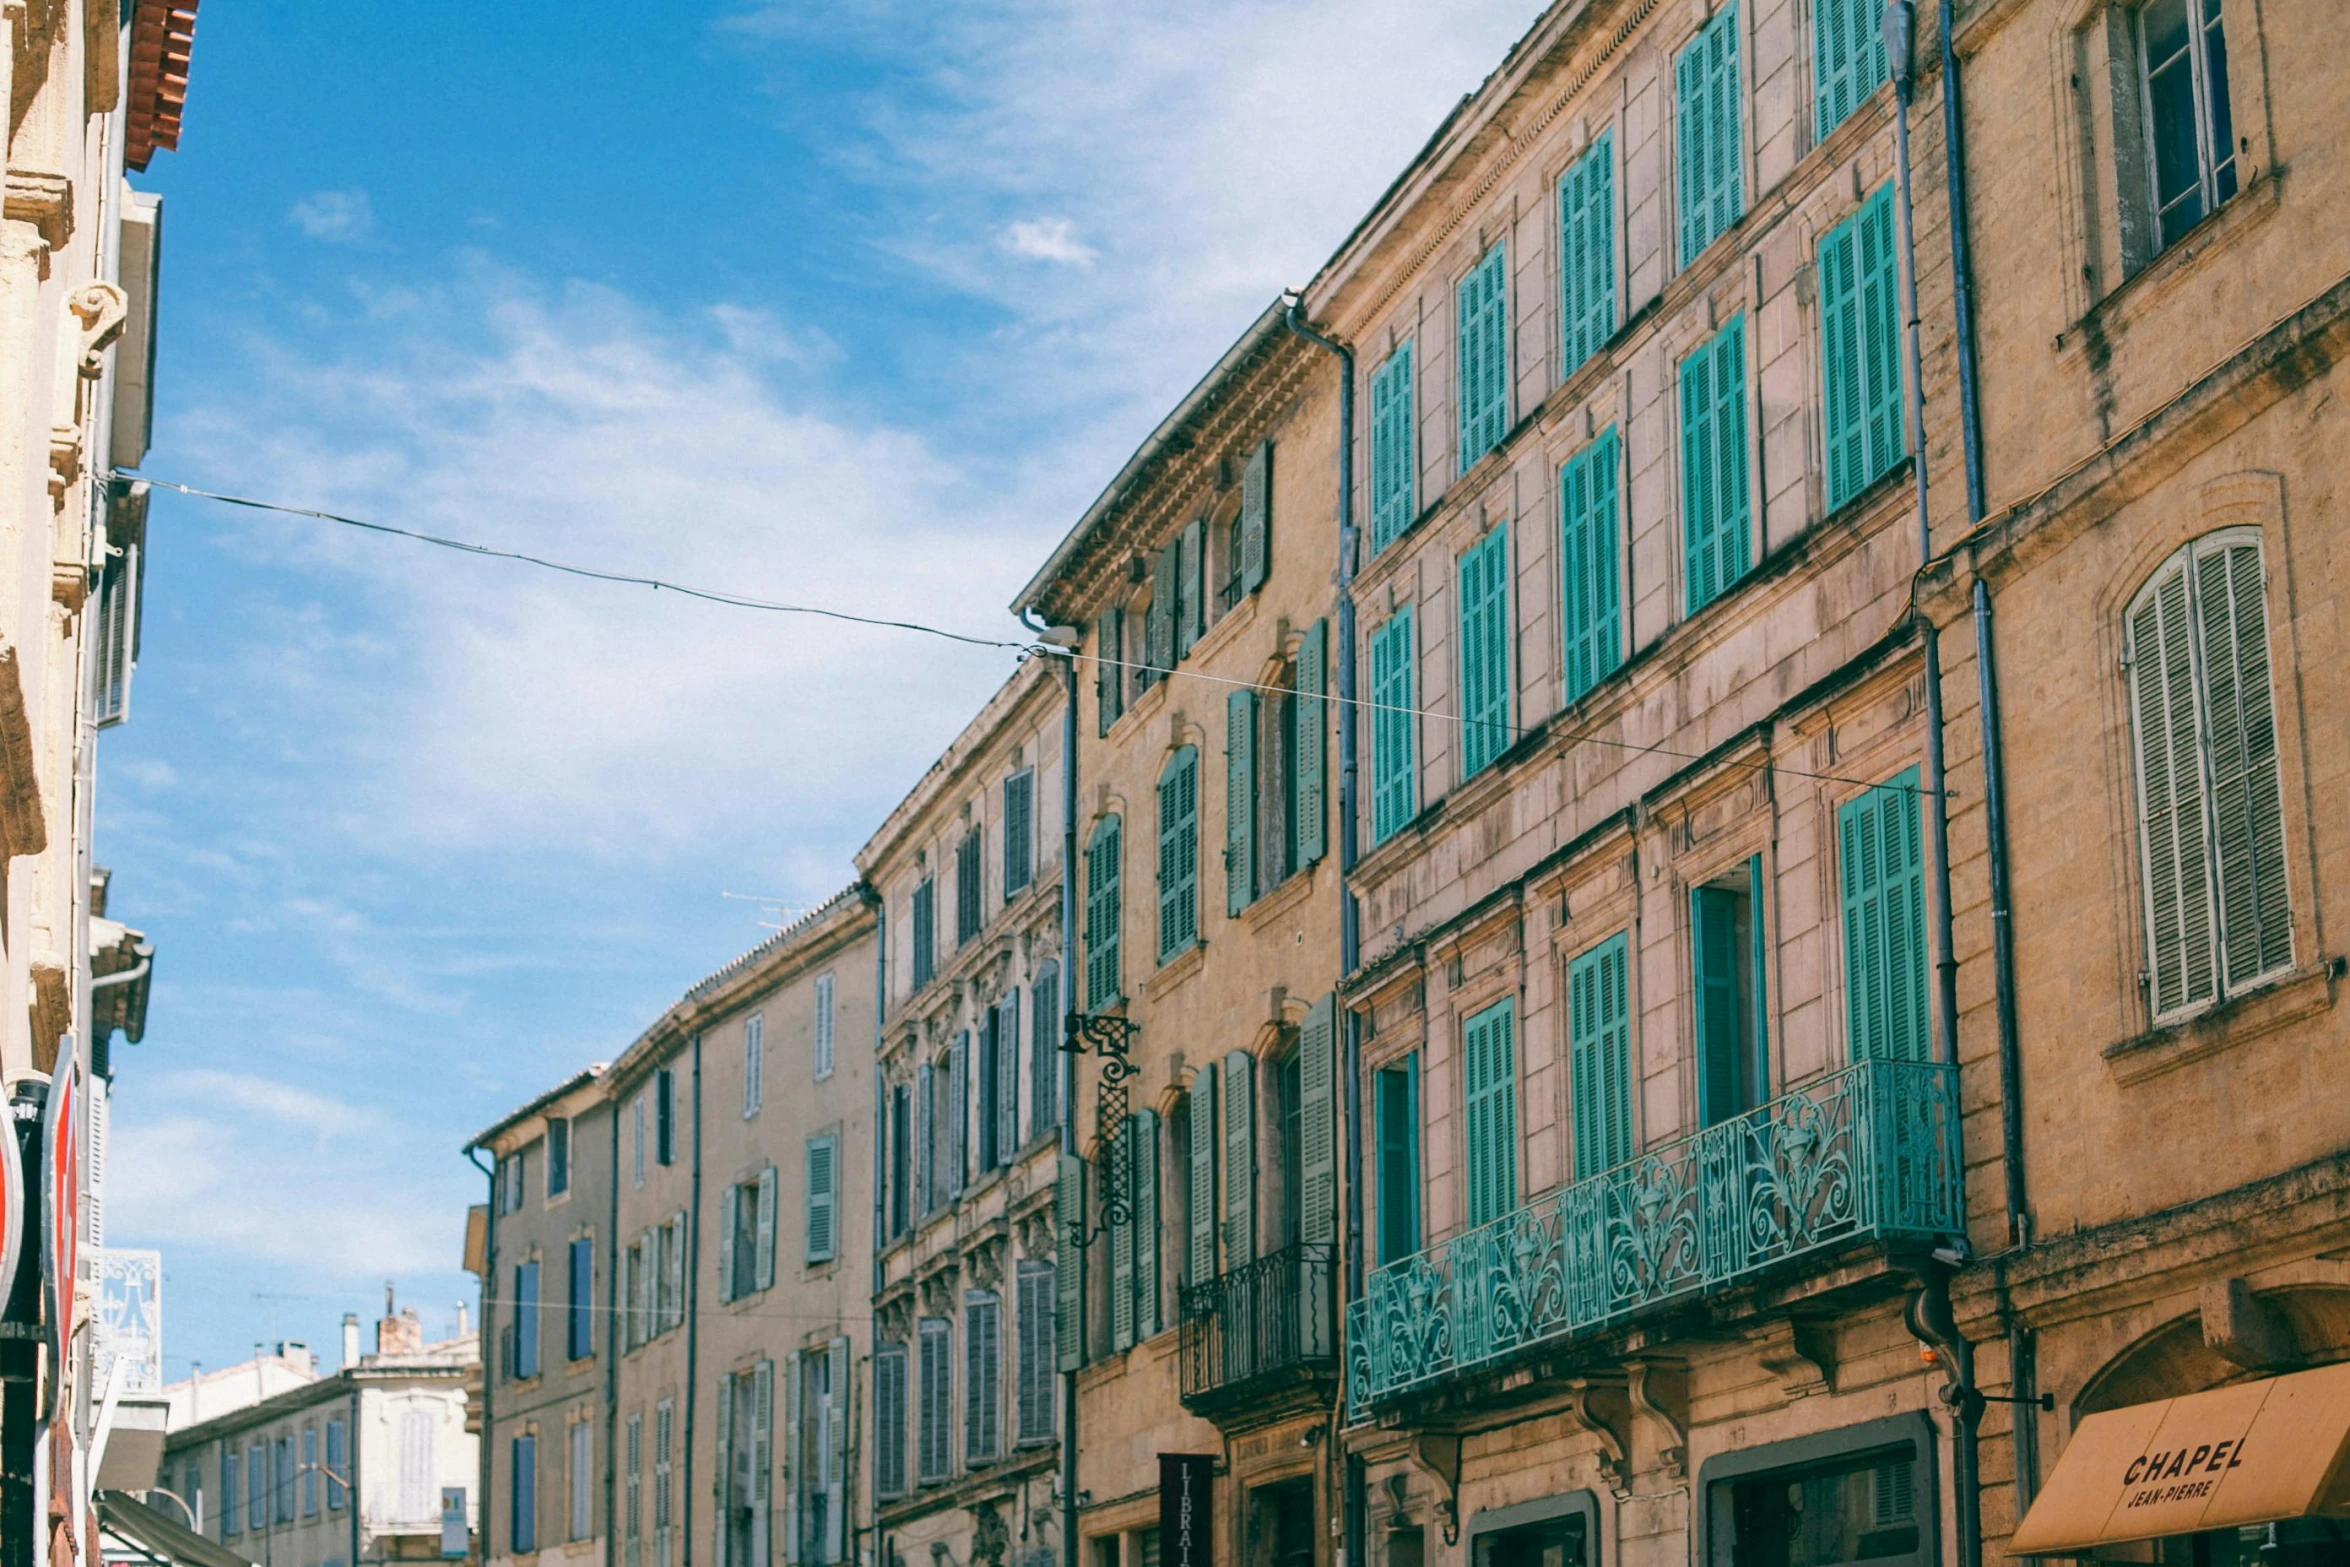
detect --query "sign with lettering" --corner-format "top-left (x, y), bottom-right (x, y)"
top-left (1159, 1454), bottom-right (1215, 1567)
top-left (440, 1487), bottom-right (469, 1559)
top-left (93, 1248), bottom-right (162, 1395)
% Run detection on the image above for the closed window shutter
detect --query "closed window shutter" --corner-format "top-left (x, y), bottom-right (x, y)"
top-left (1559, 428), bottom-right (1623, 703)
top-left (2129, 563), bottom-right (2214, 1016)
top-left (1570, 934), bottom-right (1635, 1179)
top-left (1462, 1000), bottom-right (1518, 1226)
top-left (718, 1184), bottom-right (739, 1304)
top-left (957, 831), bottom-right (983, 945)
top-left (1240, 441), bottom-right (1272, 593)
top-left (1296, 618), bottom-right (1328, 866)
top-left (1187, 1063), bottom-right (1218, 1286)
top-left (1178, 517), bottom-right (1207, 655)
top-left (1158, 748), bottom-right (1198, 959)
top-left (1110, 1120), bottom-right (1136, 1352)
top-left (714, 1376), bottom-right (734, 1567)
top-left (750, 1360), bottom-right (773, 1567)
top-left (1857, 186), bottom-right (1904, 483)
top-left (915, 1064), bottom-right (934, 1216)
top-left (1693, 886), bottom-right (1747, 1121)
top-left (1297, 995), bottom-right (1337, 1250)
top-left (948, 1035), bottom-right (968, 1196)
top-left (1374, 1055), bottom-right (1420, 1264)
top-left (1369, 342), bottom-right (1416, 553)
top-left (964, 1295), bottom-right (1000, 1463)
top-left (2195, 542), bottom-right (2293, 990)
top-left (1559, 131), bottom-right (1617, 376)
top-left (778, 1367), bottom-right (799, 1562)
top-left (1456, 244), bottom-right (1510, 470)
top-left (1086, 818), bottom-right (1122, 1008)
top-left (822, 1338), bottom-right (847, 1561)
top-left (1226, 687), bottom-right (1257, 916)
top-left (804, 1141), bottom-right (832, 1265)
top-left (1821, 187), bottom-right (1905, 511)
top-left (1030, 964), bottom-right (1059, 1139)
top-left (1676, 4), bottom-right (1745, 268)
top-left (1371, 608), bottom-right (1417, 844)
top-left (1130, 1108), bottom-right (1160, 1338)
top-left (911, 880), bottom-right (935, 988)
top-left (1458, 524), bottom-right (1513, 777)
top-left (1818, 211), bottom-right (1863, 508)
top-left (1017, 1263), bottom-right (1054, 1442)
top-left (1839, 769), bottom-right (1930, 1061)
top-left (1147, 546), bottom-right (1178, 681)
top-left (571, 1237), bottom-right (593, 1360)
top-left (873, 1346), bottom-right (906, 1498)
top-left (1096, 610), bottom-right (1124, 735)
top-left (1055, 1154), bottom-right (1086, 1371)
top-left (1222, 1050), bottom-right (1256, 1264)
top-left (1813, 0), bottom-right (1887, 140)
top-left (1681, 317), bottom-right (1750, 612)
top-left (996, 992), bottom-right (1021, 1161)
top-left (1004, 770), bottom-right (1034, 896)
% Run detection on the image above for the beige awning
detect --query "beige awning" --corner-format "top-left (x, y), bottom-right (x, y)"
top-left (2011, 1362), bottom-right (2350, 1555)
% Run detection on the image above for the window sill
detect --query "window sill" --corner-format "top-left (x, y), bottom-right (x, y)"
top-left (2059, 172), bottom-right (2282, 365)
top-left (1190, 592), bottom-right (1259, 665)
top-left (1244, 862), bottom-right (1320, 935)
top-left (2102, 956), bottom-right (2342, 1086)
top-left (1144, 941), bottom-right (1206, 1001)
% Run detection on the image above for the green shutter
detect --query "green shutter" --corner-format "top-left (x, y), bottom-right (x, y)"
top-left (1814, 0), bottom-right (1887, 141)
top-left (1159, 748), bottom-right (1198, 960)
top-left (1222, 1050), bottom-right (1256, 1264)
top-left (1056, 1153), bottom-right (1085, 1371)
top-left (1857, 184), bottom-right (1904, 485)
top-left (1295, 618), bottom-right (1328, 866)
top-left (1457, 243), bottom-right (1510, 471)
top-left (1840, 768), bottom-right (1930, 1062)
top-left (1188, 1062), bottom-right (1219, 1285)
top-left (1676, 4), bottom-right (1745, 269)
top-left (1681, 316), bottom-right (1750, 613)
top-left (1371, 607), bottom-right (1417, 844)
top-left (1147, 546), bottom-right (1177, 681)
top-left (1458, 524), bottom-right (1512, 777)
top-left (1824, 185), bottom-right (1906, 512)
top-left (1569, 933), bottom-right (1633, 1180)
top-left (1095, 610), bottom-right (1123, 736)
top-left (1240, 441), bottom-right (1272, 593)
top-left (1559, 131), bottom-right (1617, 376)
top-left (1297, 994), bottom-right (1337, 1250)
top-left (1370, 342), bottom-right (1416, 553)
top-left (1374, 1056), bottom-right (1421, 1264)
top-left (1131, 1109), bottom-right (1161, 1338)
top-left (1559, 427), bottom-right (1623, 703)
top-left (1176, 519), bottom-right (1204, 658)
top-left (1085, 816), bottom-right (1121, 1009)
top-left (1461, 998), bottom-right (1518, 1227)
top-left (1692, 886), bottom-right (1746, 1122)
top-left (1819, 211), bottom-right (1863, 508)
top-left (2194, 542), bottom-right (2292, 990)
top-left (1226, 688), bottom-right (1257, 916)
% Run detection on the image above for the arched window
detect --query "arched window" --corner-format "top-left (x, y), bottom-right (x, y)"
top-left (2125, 529), bottom-right (2292, 1021)
top-left (1157, 748), bottom-right (1200, 962)
top-left (1084, 817), bottom-right (1121, 1010)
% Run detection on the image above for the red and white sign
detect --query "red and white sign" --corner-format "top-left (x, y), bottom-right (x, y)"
top-left (43, 1064), bottom-right (77, 1352)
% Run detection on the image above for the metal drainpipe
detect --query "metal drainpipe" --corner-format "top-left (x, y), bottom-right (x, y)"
top-left (682, 1038), bottom-right (702, 1567)
top-left (607, 1105), bottom-right (623, 1567)
top-left (1278, 296), bottom-right (1365, 1567)
top-left (467, 1145), bottom-right (496, 1567)
top-left (348, 1384), bottom-right (361, 1567)
top-left (1885, 9), bottom-right (1979, 1567)
top-left (1052, 643), bottom-right (1082, 1567)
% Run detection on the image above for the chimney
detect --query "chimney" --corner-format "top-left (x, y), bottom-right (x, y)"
top-left (377, 1304), bottom-right (423, 1358)
top-left (454, 1302), bottom-right (469, 1337)
top-left (342, 1313), bottom-right (361, 1369)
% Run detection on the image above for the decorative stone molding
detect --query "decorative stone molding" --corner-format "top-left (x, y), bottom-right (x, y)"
top-left (70, 281), bottom-right (128, 375)
top-left (30, 960), bottom-right (68, 1073)
top-left (1557, 1379), bottom-right (1631, 1500)
top-left (1399, 1431), bottom-right (1461, 1546)
top-left (4, 170), bottom-right (72, 250)
top-left (1750, 1318), bottom-right (1834, 1400)
top-left (1625, 1360), bottom-right (1688, 1481)
top-left (0, 642), bottom-right (48, 861)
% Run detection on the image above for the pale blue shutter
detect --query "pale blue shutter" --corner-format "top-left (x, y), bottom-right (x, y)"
top-left (1295, 618), bottom-right (1328, 866)
top-left (1240, 441), bottom-right (1273, 594)
top-left (1085, 817), bottom-right (1121, 1008)
top-left (1176, 518), bottom-right (1205, 658)
top-left (1055, 1154), bottom-right (1086, 1371)
top-left (1226, 688), bottom-right (1257, 917)
top-left (2129, 561), bottom-right (2216, 1017)
top-left (1147, 546), bottom-right (1178, 681)
top-left (718, 1184), bottom-right (739, 1304)
top-left (1559, 131), bottom-right (1616, 376)
top-left (1840, 769), bottom-right (1930, 1062)
top-left (1680, 316), bottom-right (1750, 613)
top-left (804, 1139), bottom-right (836, 1264)
top-left (1813, 0), bottom-right (1887, 141)
top-left (1559, 427), bottom-right (1623, 703)
top-left (1158, 749), bottom-right (1199, 959)
top-left (756, 1165), bottom-right (777, 1289)
top-left (1369, 342), bottom-right (1416, 553)
top-left (1110, 1120), bottom-right (1136, 1353)
top-left (1297, 995), bottom-right (1337, 1250)
top-left (1456, 244), bottom-right (1510, 470)
top-left (1569, 933), bottom-right (1633, 1179)
top-left (1222, 1050), bottom-right (1256, 1264)
top-left (1187, 1062), bottom-right (1218, 1285)
top-left (1370, 607), bottom-right (1416, 844)
top-left (1458, 524), bottom-right (1512, 777)
top-left (1461, 1000), bottom-right (1518, 1226)
top-left (2194, 541), bottom-right (2292, 990)
top-left (1131, 1109), bottom-right (1160, 1338)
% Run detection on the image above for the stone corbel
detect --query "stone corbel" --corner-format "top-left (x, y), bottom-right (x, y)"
top-left (1626, 1360), bottom-right (1689, 1482)
top-left (1751, 1317), bottom-right (1833, 1400)
top-left (71, 282), bottom-right (128, 376)
top-left (1401, 1431), bottom-right (1462, 1546)
top-left (4, 170), bottom-right (72, 252)
top-left (1558, 1380), bottom-right (1632, 1500)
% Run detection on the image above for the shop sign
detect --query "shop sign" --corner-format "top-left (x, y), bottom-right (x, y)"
top-left (1159, 1454), bottom-right (1215, 1567)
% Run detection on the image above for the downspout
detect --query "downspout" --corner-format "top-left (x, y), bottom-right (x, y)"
top-left (467, 1145), bottom-right (496, 1567)
top-left (869, 881), bottom-right (888, 1305)
top-left (607, 1104), bottom-right (622, 1567)
top-left (1053, 643), bottom-right (1081, 1567)
top-left (1279, 296), bottom-right (1365, 1567)
top-left (348, 1383), bottom-right (361, 1567)
top-left (683, 1038), bottom-right (703, 1567)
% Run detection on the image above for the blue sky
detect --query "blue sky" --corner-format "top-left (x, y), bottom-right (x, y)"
top-left (103, 0), bottom-right (1538, 1376)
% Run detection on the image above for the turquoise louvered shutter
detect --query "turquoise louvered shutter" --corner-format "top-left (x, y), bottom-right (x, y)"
top-left (1370, 607), bottom-right (1417, 844)
top-left (1095, 610), bottom-right (1123, 736)
top-left (1461, 998), bottom-right (1517, 1226)
top-left (2193, 541), bottom-right (2292, 991)
top-left (1374, 1055), bottom-right (1420, 1264)
top-left (1675, 3), bottom-right (1745, 269)
top-left (1085, 816), bottom-right (1121, 1009)
top-left (1839, 768), bottom-right (1930, 1062)
top-left (1559, 427), bottom-right (1623, 703)
top-left (1297, 994), bottom-right (1337, 1250)
top-left (1458, 524), bottom-right (1513, 777)
top-left (1295, 618), bottom-right (1328, 866)
top-left (1813, 0), bottom-right (1888, 141)
top-left (1692, 886), bottom-right (1747, 1124)
top-left (1369, 341), bottom-right (1416, 553)
top-left (1131, 1109), bottom-right (1161, 1337)
top-left (1226, 688), bottom-right (1256, 917)
top-left (1559, 131), bottom-right (1617, 377)
top-left (1055, 1154), bottom-right (1085, 1370)
top-left (1222, 1050), bottom-right (1255, 1264)
top-left (1188, 1062), bottom-right (1218, 1285)
top-left (1240, 441), bottom-right (1273, 594)
top-left (1680, 316), bottom-right (1751, 613)
top-left (1147, 545), bottom-right (1178, 682)
top-left (1159, 747), bottom-right (1199, 960)
top-left (1568, 933), bottom-right (1634, 1179)
top-left (1456, 243), bottom-right (1510, 471)
top-left (1820, 185), bottom-right (1905, 511)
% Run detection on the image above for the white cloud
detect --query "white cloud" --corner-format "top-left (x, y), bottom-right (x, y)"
top-left (288, 189), bottom-right (374, 244)
top-left (1000, 217), bottom-right (1097, 267)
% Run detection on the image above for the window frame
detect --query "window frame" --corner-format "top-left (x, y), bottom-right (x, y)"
top-left (2135, 0), bottom-right (2238, 254)
top-left (1696, 1413), bottom-right (1936, 1567)
top-left (1456, 242), bottom-right (1512, 473)
top-left (1156, 747), bottom-right (1200, 964)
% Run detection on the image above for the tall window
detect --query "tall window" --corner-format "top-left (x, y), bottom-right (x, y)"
top-left (301, 1426), bottom-right (318, 1517)
top-left (2126, 533), bottom-right (2290, 1021)
top-left (1004, 770), bottom-right (1036, 897)
top-left (718, 1168), bottom-right (776, 1300)
top-left (1095, 607), bottom-right (1126, 735)
top-left (514, 1259), bottom-right (541, 1379)
top-left (1559, 428), bottom-right (1624, 704)
top-left (1813, 0), bottom-right (1888, 140)
top-left (547, 1117), bottom-right (570, 1197)
top-left (655, 1068), bottom-right (675, 1165)
top-left (1225, 625), bottom-right (1326, 914)
top-left (889, 1084), bottom-right (911, 1238)
top-left (916, 1319), bottom-right (952, 1484)
top-left (957, 828), bottom-right (985, 945)
top-left (1694, 856), bottom-right (1769, 1121)
top-left (567, 1236), bottom-right (594, 1360)
top-left (1461, 999), bottom-right (1518, 1226)
top-left (813, 972), bottom-right (835, 1080)
top-left (1373, 1054), bottom-right (1420, 1264)
top-left (1029, 962), bottom-right (1060, 1140)
top-left (221, 1448), bottom-right (240, 1536)
top-left (1559, 131), bottom-right (1616, 378)
top-left (1370, 607), bottom-right (1417, 844)
top-left (1820, 186), bottom-right (1904, 512)
top-left (1457, 523), bottom-right (1513, 778)
top-left (1016, 1261), bottom-right (1056, 1444)
top-left (1109, 1109), bottom-right (1161, 1350)
top-left (1369, 341), bottom-right (1416, 553)
top-left (964, 1291), bottom-right (1002, 1464)
top-left (743, 1012), bottom-right (764, 1118)
top-left (624, 1413), bottom-right (642, 1567)
top-left (1568, 933), bottom-right (1635, 1179)
top-left (1675, 2), bottom-right (1744, 267)
top-left (511, 1434), bottom-right (537, 1554)
top-left (1456, 243), bottom-right (1511, 470)
top-left (653, 1399), bottom-right (674, 1567)
top-left (1680, 316), bottom-right (1750, 613)
top-left (911, 876), bottom-right (937, 989)
top-left (1841, 773), bottom-right (1930, 1060)
top-left (806, 1136), bottom-right (838, 1263)
top-left (569, 1421), bottom-right (594, 1543)
top-left (632, 1094), bottom-right (645, 1188)
top-left (874, 1343), bottom-right (908, 1498)
top-left (325, 1418), bottom-right (346, 1512)
top-left (1085, 817), bottom-right (1122, 1009)
top-left (2139, 0), bottom-right (2236, 251)
top-left (1156, 748), bottom-right (1199, 962)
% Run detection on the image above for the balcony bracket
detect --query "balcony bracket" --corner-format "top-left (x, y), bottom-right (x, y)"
top-left (1557, 1381), bottom-right (1631, 1501)
top-left (1625, 1361), bottom-right (1688, 1482)
top-left (1749, 1318), bottom-right (1834, 1401)
top-left (1403, 1432), bottom-right (1463, 1546)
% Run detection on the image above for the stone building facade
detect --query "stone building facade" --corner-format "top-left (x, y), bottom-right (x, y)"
top-left (856, 660), bottom-right (1065, 1567)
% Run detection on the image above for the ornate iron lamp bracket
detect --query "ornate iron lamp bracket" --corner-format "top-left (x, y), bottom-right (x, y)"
top-left (1063, 1012), bottom-right (1142, 1245)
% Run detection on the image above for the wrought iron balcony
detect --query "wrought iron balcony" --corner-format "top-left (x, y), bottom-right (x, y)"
top-left (1180, 1242), bottom-right (1338, 1413)
top-left (1346, 1057), bottom-right (1963, 1414)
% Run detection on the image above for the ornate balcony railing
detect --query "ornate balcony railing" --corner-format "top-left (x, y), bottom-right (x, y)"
top-left (1180, 1242), bottom-right (1337, 1407)
top-left (1346, 1056), bottom-right (1962, 1414)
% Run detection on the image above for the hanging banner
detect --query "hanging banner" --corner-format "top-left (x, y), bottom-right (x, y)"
top-left (1159, 1454), bottom-right (1216, 1567)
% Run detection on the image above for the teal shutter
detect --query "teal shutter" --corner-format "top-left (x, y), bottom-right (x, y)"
top-left (1680, 316), bottom-right (1750, 613)
top-left (1295, 619), bottom-right (1328, 866)
top-left (1813, 0), bottom-right (1888, 141)
top-left (2193, 542), bottom-right (2292, 991)
top-left (1158, 747), bottom-right (1199, 960)
top-left (1226, 688), bottom-right (1258, 916)
top-left (1297, 994), bottom-right (1337, 1249)
top-left (1222, 1050), bottom-right (1256, 1264)
top-left (1095, 609), bottom-right (1123, 735)
top-left (1131, 1109), bottom-right (1160, 1338)
top-left (1110, 1120), bottom-right (1135, 1352)
top-left (1857, 188), bottom-right (1905, 487)
top-left (1458, 524), bottom-right (1513, 777)
top-left (1693, 886), bottom-right (1747, 1123)
top-left (1559, 131), bottom-right (1617, 376)
top-left (1055, 1154), bottom-right (1085, 1370)
top-left (1456, 244), bottom-right (1510, 471)
top-left (1675, 3), bottom-right (1745, 268)
top-left (1240, 441), bottom-right (1272, 593)
top-left (1369, 341), bottom-right (1416, 553)
top-left (1821, 186), bottom-right (1905, 511)
top-left (1370, 607), bottom-right (1417, 844)
top-left (1147, 546), bottom-right (1177, 681)
top-left (1839, 768), bottom-right (1930, 1062)
top-left (717, 1182), bottom-right (738, 1304)
top-left (1187, 1062), bottom-right (1218, 1285)
top-left (1461, 999), bottom-right (1518, 1227)
top-left (1374, 1055), bottom-right (1421, 1264)
top-left (1176, 518), bottom-right (1205, 658)
top-left (1559, 427), bottom-right (1623, 703)
top-left (1085, 816), bottom-right (1121, 1008)
top-left (1568, 933), bottom-right (1633, 1179)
